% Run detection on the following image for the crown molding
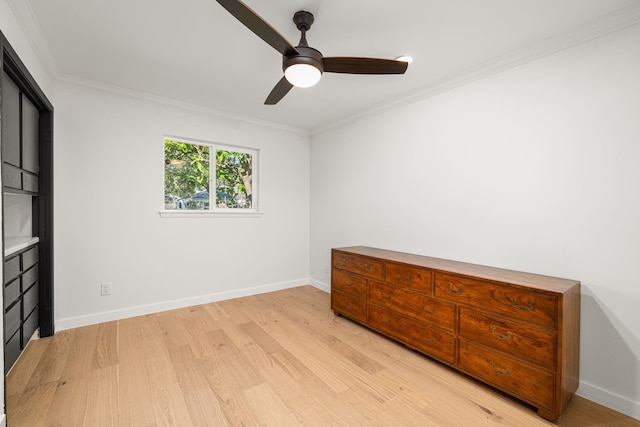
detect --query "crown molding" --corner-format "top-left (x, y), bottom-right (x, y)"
top-left (7, 0), bottom-right (59, 80)
top-left (311, 2), bottom-right (640, 135)
top-left (57, 75), bottom-right (310, 137)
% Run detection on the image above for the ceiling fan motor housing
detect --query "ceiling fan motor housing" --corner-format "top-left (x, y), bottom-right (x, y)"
top-left (283, 46), bottom-right (324, 73)
top-left (293, 11), bottom-right (314, 32)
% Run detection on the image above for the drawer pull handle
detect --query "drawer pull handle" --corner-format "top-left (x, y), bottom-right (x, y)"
top-left (445, 282), bottom-right (464, 294)
top-left (400, 273), bottom-right (414, 282)
top-left (338, 259), bottom-right (346, 265)
top-left (343, 302), bottom-right (352, 309)
top-left (421, 333), bottom-right (436, 345)
top-left (490, 327), bottom-right (513, 341)
top-left (382, 293), bottom-right (392, 301)
top-left (490, 361), bottom-right (512, 377)
top-left (421, 305), bottom-right (435, 315)
top-left (345, 282), bottom-right (353, 287)
top-left (382, 319), bottom-right (392, 326)
top-left (364, 264), bottom-right (375, 273)
top-left (510, 299), bottom-right (535, 312)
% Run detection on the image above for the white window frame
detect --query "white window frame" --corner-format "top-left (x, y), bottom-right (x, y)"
top-left (160, 136), bottom-right (261, 218)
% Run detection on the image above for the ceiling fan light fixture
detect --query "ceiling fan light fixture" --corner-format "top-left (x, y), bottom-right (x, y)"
top-left (285, 63), bottom-right (322, 88)
top-left (283, 46), bottom-right (324, 88)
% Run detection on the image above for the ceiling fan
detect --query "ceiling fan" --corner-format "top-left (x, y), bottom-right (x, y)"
top-left (215, 0), bottom-right (410, 105)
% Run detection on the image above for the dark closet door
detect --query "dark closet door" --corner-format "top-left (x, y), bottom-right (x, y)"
top-left (1, 71), bottom-right (20, 167)
top-left (21, 93), bottom-right (40, 174)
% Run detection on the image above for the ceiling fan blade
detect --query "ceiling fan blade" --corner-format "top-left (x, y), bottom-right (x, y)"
top-left (323, 57), bottom-right (408, 74)
top-left (265, 77), bottom-right (294, 105)
top-left (216, 0), bottom-right (299, 56)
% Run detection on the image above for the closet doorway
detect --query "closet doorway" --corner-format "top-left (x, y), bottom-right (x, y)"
top-left (1, 31), bottom-right (54, 374)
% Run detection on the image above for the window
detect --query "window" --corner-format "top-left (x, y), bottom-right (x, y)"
top-left (163, 137), bottom-right (258, 214)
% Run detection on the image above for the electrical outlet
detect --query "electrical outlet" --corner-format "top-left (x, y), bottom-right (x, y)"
top-left (325, 264), bottom-right (330, 274)
top-left (101, 282), bottom-right (112, 296)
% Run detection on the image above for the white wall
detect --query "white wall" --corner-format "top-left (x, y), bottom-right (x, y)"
top-left (53, 82), bottom-right (311, 328)
top-left (310, 23), bottom-right (640, 419)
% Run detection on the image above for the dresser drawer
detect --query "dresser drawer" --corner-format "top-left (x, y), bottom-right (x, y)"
top-left (385, 262), bottom-right (432, 293)
top-left (4, 278), bottom-right (21, 309)
top-left (459, 308), bottom-right (555, 370)
top-left (332, 251), bottom-right (383, 280)
top-left (2, 163), bottom-right (22, 190)
top-left (434, 273), bottom-right (557, 328)
top-left (458, 339), bottom-right (554, 410)
top-left (22, 172), bottom-right (39, 193)
top-left (22, 265), bottom-right (39, 289)
top-left (5, 330), bottom-right (21, 374)
top-left (4, 255), bottom-right (21, 284)
top-left (368, 305), bottom-right (455, 364)
top-left (23, 282), bottom-right (39, 315)
top-left (5, 302), bottom-right (21, 339)
top-left (332, 269), bottom-right (367, 298)
top-left (331, 290), bottom-right (367, 324)
top-left (22, 246), bottom-right (39, 270)
top-left (369, 281), bottom-right (455, 331)
top-left (23, 307), bottom-right (39, 347)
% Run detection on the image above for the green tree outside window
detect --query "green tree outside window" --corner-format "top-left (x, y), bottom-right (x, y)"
top-left (164, 139), bottom-right (255, 211)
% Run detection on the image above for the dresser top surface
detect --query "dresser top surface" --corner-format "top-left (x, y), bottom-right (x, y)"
top-left (333, 246), bottom-right (579, 294)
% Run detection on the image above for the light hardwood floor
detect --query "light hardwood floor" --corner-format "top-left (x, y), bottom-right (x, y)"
top-left (6, 286), bottom-right (639, 426)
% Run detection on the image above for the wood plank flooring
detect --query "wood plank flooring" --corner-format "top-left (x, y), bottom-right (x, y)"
top-left (6, 286), bottom-right (639, 426)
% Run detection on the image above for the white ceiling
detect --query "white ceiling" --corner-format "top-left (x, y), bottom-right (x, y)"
top-left (13, 0), bottom-right (640, 131)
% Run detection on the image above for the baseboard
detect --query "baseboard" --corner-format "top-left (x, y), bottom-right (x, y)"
top-left (0, 413), bottom-right (6, 427)
top-left (578, 380), bottom-right (640, 420)
top-left (309, 279), bottom-right (330, 293)
top-left (55, 279), bottom-right (309, 331)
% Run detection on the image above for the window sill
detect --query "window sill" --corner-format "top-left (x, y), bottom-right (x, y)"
top-left (159, 210), bottom-right (263, 218)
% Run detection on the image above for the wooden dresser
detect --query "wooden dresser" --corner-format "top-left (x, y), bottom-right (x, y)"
top-left (331, 246), bottom-right (580, 422)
